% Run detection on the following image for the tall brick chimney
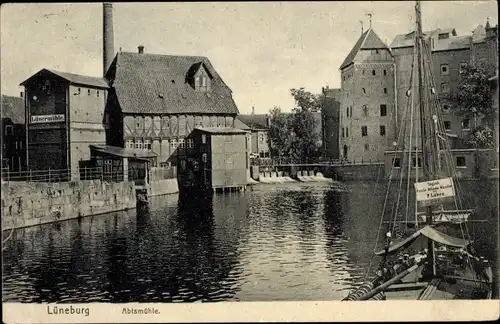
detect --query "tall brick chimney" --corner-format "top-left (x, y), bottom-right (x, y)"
top-left (103, 2), bottom-right (115, 76)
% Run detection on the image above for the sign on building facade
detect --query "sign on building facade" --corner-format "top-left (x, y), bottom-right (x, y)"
top-left (30, 114), bottom-right (65, 124)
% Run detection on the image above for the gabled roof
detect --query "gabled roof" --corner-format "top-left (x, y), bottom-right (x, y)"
top-left (390, 28), bottom-right (460, 49)
top-left (106, 52), bottom-right (239, 115)
top-left (234, 117), bottom-right (251, 130)
top-left (20, 69), bottom-right (109, 89)
top-left (340, 29), bottom-right (389, 70)
top-left (236, 114), bottom-right (269, 130)
top-left (1, 95), bottom-right (25, 124)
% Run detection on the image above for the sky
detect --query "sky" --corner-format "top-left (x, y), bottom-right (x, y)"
top-left (1, 1), bottom-right (498, 114)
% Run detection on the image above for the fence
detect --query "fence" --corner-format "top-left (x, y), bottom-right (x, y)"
top-left (250, 157), bottom-right (384, 167)
top-left (1, 167), bottom-right (124, 183)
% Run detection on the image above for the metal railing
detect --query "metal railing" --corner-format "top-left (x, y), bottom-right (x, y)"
top-left (1, 167), bottom-right (125, 183)
top-left (250, 157), bottom-right (384, 167)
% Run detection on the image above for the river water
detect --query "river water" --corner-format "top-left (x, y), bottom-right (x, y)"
top-left (2, 180), bottom-right (498, 302)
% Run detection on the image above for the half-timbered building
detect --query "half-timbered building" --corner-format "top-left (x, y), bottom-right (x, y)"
top-left (104, 48), bottom-right (240, 172)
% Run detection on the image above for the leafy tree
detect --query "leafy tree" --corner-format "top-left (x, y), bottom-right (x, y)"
top-left (453, 60), bottom-right (496, 127)
top-left (267, 106), bottom-right (292, 159)
top-left (466, 124), bottom-right (495, 149)
top-left (289, 88), bottom-right (322, 162)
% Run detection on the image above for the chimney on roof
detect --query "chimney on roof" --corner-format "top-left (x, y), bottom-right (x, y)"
top-left (103, 3), bottom-right (115, 77)
top-left (138, 45), bottom-right (144, 54)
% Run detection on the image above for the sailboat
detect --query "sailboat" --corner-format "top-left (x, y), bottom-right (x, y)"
top-left (343, 1), bottom-right (494, 301)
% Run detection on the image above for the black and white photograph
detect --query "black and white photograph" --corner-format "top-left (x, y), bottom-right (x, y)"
top-left (1, 1), bottom-right (499, 322)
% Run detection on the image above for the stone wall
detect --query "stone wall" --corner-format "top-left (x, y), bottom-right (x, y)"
top-left (1, 180), bottom-right (136, 230)
top-left (148, 179), bottom-right (179, 197)
top-left (330, 163), bottom-right (385, 181)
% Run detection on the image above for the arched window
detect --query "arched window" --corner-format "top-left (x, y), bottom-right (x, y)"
top-left (383, 70), bottom-right (387, 76)
top-left (372, 70), bottom-right (376, 76)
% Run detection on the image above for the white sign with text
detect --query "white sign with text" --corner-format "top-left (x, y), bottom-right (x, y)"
top-left (414, 177), bottom-right (455, 206)
top-left (30, 114), bottom-right (65, 124)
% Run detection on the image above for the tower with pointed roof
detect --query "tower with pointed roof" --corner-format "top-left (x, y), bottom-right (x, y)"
top-left (339, 28), bottom-right (395, 162)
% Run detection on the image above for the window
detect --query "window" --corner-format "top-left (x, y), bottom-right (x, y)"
top-left (346, 107), bottom-right (349, 117)
top-left (342, 127), bottom-right (345, 138)
top-left (393, 158), bottom-right (401, 168)
top-left (372, 70), bottom-right (376, 76)
top-left (362, 88), bottom-right (366, 94)
top-left (225, 153), bottom-right (233, 163)
top-left (380, 125), bottom-right (386, 136)
top-left (346, 127), bottom-right (349, 137)
top-left (144, 139), bottom-right (152, 150)
top-left (88, 89), bottom-right (91, 95)
top-left (363, 105), bottom-right (368, 117)
top-left (442, 104), bottom-right (450, 111)
top-left (5, 125), bottom-right (14, 136)
top-left (19, 141), bottom-right (22, 150)
top-left (412, 157), bottom-right (422, 168)
top-left (195, 77), bottom-right (200, 88)
top-left (178, 138), bottom-right (185, 149)
top-left (441, 82), bottom-right (450, 93)
top-left (440, 64), bottom-right (449, 75)
top-left (460, 62), bottom-right (468, 72)
top-left (202, 76), bottom-right (207, 87)
top-left (380, 104), bottom-right (387, 116)
top-left (364, 143), bottom-right (370, 151)
top-left (126, 140), bottom-right (134, 149)
top-left (136, 139), bottom-right (143, 149)
top-left (187, 138), bottom-right (194, 149)
top-left (362, 70), bottom-right (365, 75)
top-left (15, 141), bottom-right (18, 150)
top-left (461, 119), bottom-right (470, 129)
top-left (171, 139), bottom-right (178, 149)
top-left (97, 90), bottom-right (100, 97)
top-left (201, 134), bottom-right (207, 144)
top-left (444, 121), bottom-right (451, 130)
top-left (225, 135), bottom-right (233, 143)
top-left (375, 49), bottom-right (379, 54)
top-left (361, 126), bottom-right (368, 137)
top-left (456, 156), bottom-right (466, 168)
top-left (383, 70), bottom-right (387, 76)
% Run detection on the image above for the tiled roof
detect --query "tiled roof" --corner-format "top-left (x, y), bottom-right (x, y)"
top-left (107, 52), bottom-right (239, 115)
top-left (20, 69), bottom-right (109, 89)
top-left (323, 88), bottom-right (341, 100)
top-left (194, 127), bottom-right (248, 135)
top-left (390, 29), bottom-right (440, 48)
top-left (90, 144), bottom-right (157, 160)
top-left (433, 35), bottom-right (470, 52)
top-left (234, 117), bottom-right (251, 130)
top-left (1, 95), bottom-right (25, 124)
top-left (236, 114), bottom-right (269, 129)
top-left (340, 29), bottom-right (389, 70)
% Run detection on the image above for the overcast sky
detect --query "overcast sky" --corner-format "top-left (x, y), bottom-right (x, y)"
top-left (1, 1), bottom-right (497, 114)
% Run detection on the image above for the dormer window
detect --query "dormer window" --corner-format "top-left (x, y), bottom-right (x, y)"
top-left (190, 62), bottom-right (212, 92)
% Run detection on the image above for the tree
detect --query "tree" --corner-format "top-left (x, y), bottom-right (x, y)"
top-left (453, 60), bottom-right (496, 127)
top-left (267, 106), bottom-right (292, 159)
top-left (466, 124), bottom-right (495, 149)
top-left (288, 88), bottom-right (322, 162)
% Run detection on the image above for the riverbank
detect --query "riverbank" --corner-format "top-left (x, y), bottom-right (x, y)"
top-left (1, 180), bottom-right (136, 231)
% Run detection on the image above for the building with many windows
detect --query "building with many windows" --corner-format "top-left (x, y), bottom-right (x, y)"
top-left (104, 47), bottom-right (241, 176)
top-left (1, 94), bottom-right (26, 172)
top-left (19, 69), bottom-right (108, 180)
top-left (339, 28), bottom-right (396, 162)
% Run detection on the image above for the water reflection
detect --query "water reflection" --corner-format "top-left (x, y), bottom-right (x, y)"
top-left (2, 181), bottom-right (497, 302)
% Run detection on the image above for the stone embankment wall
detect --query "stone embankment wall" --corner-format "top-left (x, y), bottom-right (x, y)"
top-left (1, 180), bottom-right (136, 230)
top-left (149, 179), bottom-right (179, 197)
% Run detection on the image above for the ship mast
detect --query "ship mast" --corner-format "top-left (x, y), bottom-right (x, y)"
top-left (415, 0), bottom-right (436, 277)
